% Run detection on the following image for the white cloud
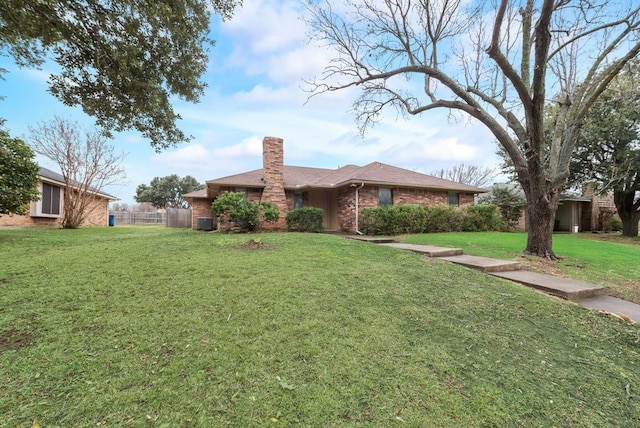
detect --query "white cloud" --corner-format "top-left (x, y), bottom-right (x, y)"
top-left (222, 0), bottom-right (306, 55)
top-left (230, 84), bottom-right (303, 105)
top-left (152, 137), bottom-right (265, 179)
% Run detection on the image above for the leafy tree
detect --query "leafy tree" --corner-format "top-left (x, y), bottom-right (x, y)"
top-left (211, 191), bottom-right (280, 233)
top-left (570, 62), bottom-right (640, 237)
top-left (0, 0), bottom-right (240, 150)
top-left (430, 164), bottom-right (496, 188)
top-left (28, 116), bottom-right (127, 229)
top-left (135, 175), bottom-right (204, 209)
top-left (306, 0), bottom-right (640, 258)
top-left (478, 185), bottom-right (526, 230)
top-left (0, 127), bottom-right (40, 215)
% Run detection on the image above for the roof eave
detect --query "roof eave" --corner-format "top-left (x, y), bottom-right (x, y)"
top-left (335, 179), bottom-right (485, 193)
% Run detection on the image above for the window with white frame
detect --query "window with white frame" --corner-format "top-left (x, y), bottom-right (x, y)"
top-left (31, 182), bottom-right (62, 217)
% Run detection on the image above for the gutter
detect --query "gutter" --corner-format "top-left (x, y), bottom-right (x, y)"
top-left (354, 182), bottom-right (365, 235)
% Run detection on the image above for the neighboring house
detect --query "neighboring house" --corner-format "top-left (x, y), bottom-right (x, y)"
top-left (556, 194), bottom-right (594, 233)
top-left (183, 136), bottom-right (486, 232)
top-left (488, 182), bottom-right (615, 233)
top-left (0, 167), bottom-right (117, 227)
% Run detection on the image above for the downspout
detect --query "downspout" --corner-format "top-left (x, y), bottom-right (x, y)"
top-left (354, 182), bottom-right (365, 235)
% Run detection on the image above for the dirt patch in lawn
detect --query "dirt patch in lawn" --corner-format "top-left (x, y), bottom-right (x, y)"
top-left (238, 239), bottom-right (275, 251)
top-left (0, 329), bottom-right (35, 353)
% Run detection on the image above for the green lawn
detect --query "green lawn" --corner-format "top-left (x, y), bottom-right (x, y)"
top-left (399, 232), bottom-right (640, 303)
top-left (1, 227), bottom-right (639, 426)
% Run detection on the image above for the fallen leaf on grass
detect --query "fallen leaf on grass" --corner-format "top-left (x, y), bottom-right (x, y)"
top-left (276, 375), bottom-right (295, 390)
top-left (279, 380), bottom-right (295, 390)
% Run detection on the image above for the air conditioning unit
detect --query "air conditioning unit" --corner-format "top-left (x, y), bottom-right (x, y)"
top-left (197, 217), bottom-right (214, 231)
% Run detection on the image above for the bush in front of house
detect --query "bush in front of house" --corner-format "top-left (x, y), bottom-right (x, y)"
top-left (359, 207), bottom-right (383, 235)
top-left (424, 205), bottom-right (465, 233)
top-left (610, 214), bottom-right (623, 232)
top-left (261, 202), bottom-right (280, 224)
top-left (286, 207), bottom-right (324, 232)
top-left (597, 207), bottom-right (617, 232)
top-left (461, 204), bottom-right (506, 232)
top-left (211, 191), bottom-right (280, 233)
top-left (360, 204), bottom-right (505, 235)
top-left (361, 205), bottom-right (427, 235)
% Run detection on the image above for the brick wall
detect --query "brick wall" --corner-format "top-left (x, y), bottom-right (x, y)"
top-left (82, 197), bottom-right (110, 226)
top-left (337, 185), bottom-right (477, 232)
top-left (337, 186), bottom-right (356, 231)
top-left (190, 197), bottom-right (214, 230)
top-left (0, 212), bottom-right (60, 227)
top-left (0, 196), bottom-right (110, 227)
top-left (395, 188), bottom-right (448, 205)
top-left (458, 193), bottom-right (475, 206)
top-left (259, 136), bottom-right (288, 230)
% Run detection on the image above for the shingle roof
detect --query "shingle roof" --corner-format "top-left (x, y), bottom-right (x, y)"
top-left (182, 188), bottom-right (208, 198)
top-left (203, 162), bottom-right (485, 194)
top-left (39, 166), bottom-right (117, 200)
top-left (39, 167), bottom-right (66, 185)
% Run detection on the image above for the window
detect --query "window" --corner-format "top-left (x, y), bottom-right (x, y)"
top-left (293, 192), bottom-right (304, 209)
top-left (378, 187), bottom-right (393, 206)
top-left (42, 183), bottom-right (61, 215)
top-left (448, 192), bottom-right (459, 206)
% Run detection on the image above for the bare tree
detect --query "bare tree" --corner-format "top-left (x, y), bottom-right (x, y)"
top-left (431, 164), bottom-right (496, 188)
top-left (306, 0), bottom-right (640, 258)
top-left (29, 117), bottom-right (127, 228)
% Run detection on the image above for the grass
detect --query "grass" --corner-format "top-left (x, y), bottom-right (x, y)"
top-left (399, 232), bottom-right (640, 303)
top-left (0, 227), bottom-right (639, 426)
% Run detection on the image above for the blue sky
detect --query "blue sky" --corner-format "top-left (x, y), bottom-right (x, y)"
top-left (0, 0), bottom-right (500, 205)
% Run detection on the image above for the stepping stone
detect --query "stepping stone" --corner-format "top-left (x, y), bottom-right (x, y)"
top-left (380, 243), bottom-right (463, 257)
top-left (344, 235), bottom-right (396, 243)
top-left (490, 270), bottom-right (605, 301)
top-left (438, 254), bottom-right (521, 273)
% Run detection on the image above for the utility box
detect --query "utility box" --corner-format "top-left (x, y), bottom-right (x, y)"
top-left (197, 217), bottom-right (214, 231)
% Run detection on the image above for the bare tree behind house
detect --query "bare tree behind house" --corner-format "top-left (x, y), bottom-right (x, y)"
top-left (306, 0), bottom-right (640, 258)
top-left (29, 116), bottom-right (127, 228)
top-left (431, 164), bottom-right (496, 188)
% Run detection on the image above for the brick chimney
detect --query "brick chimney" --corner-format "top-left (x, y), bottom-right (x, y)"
top-left (260, 136), bottom-right (288, 230)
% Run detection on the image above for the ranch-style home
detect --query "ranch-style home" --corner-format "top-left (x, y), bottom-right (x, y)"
top-left (0, 167), bottom-right (117, 227)
top-left (183, 136), bottom-right (486, 232)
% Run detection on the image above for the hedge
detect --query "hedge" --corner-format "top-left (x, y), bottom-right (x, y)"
top-left (286, 207), bottom-right (324, 232)
top-left (360, 204), bottom-right (505, 235)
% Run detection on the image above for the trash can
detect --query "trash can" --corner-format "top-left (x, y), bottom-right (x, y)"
top-left (108, 214), bottom-right (115, 227)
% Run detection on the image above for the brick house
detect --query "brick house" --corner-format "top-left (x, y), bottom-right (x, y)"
top-left (0, 167), bottom-right (117, 227)
top-left (183, 136), bottom-right (486, 232)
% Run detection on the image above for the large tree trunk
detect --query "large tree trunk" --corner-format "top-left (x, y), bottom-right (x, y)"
top-left (521, 177), bottom-right (561, 259)
top-left (614, 190), bottom-right (640, 237)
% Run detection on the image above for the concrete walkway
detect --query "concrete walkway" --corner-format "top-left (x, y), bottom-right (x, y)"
top-left (346, 236), bottom-right (640, 323)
